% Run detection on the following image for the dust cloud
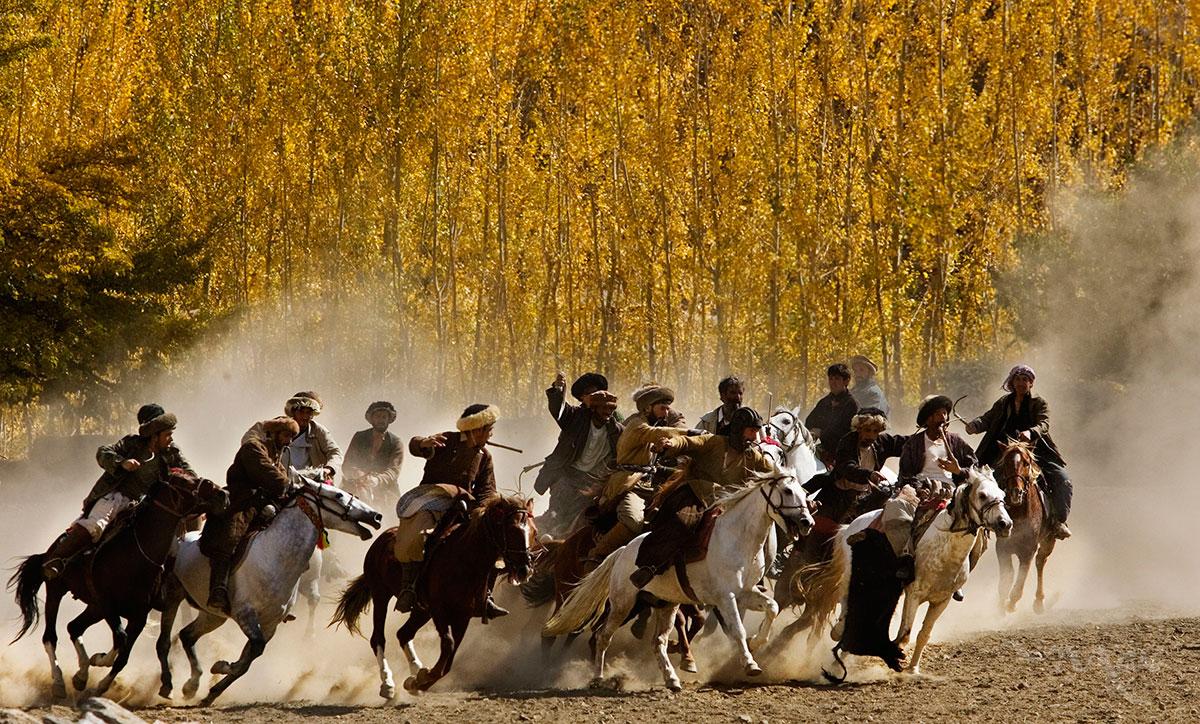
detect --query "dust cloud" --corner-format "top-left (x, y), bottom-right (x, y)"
top-left (3, 142), bottom-right (1200, 706)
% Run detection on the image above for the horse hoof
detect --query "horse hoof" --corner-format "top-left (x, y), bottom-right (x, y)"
top-left (182, 680), bottom-right (199, 699)
top-left (1034, 600), bottom-right (1045, 614)
top-left (211, 660), bottom-right (232, 675)
top-left (71, 671), bottom-right (89, 691)
top-left (745, 662), bottom-right (763, 677)
top-left (403, 676), bottom-right (419, 694)
top-left (681, 657), bottom-right (698, 674)
top-left (158, 683), bottom-right (172, 699)
top-left (88, 653), bottom-right (110, 667)
top-left (200, 695), bottom-right (216, 707)
top-left (666, 678), bottom-right (683, 692)
top-left (380, 683), bottom-right (395, 699)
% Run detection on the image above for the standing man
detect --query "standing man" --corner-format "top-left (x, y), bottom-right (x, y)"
top-left (698, 376), bottom-right (745, 435)
top-left (243, 391), bottom-right (343, 479)
top-left (805, 363), bottom-right (860, 466)
top-left (849, 355), bottom-right (890, 419)
top-left (201, 416), bottom-right (300, 614)
top-left (965, 365), bottom-right (1072, 540)
top-left (534, 372), bottom-right (623, 536)
top-left (40, 405), bottom-right (195, 579)
top-left (343, 401), bottom-right (405, 509)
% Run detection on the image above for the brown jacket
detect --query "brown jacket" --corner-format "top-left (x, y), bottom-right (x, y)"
top-left (242, 419), bottom-right (343, 475)
top-left (344, 429), bottom-right (405, 492)
top-left (199, 437), bottom-right (291, 559)
top-left (600, 412), bottom-right (690, 505)
top-left (84, 435), bottom-right (196, 511)
top-left (408, 432), bottom-right (497, 503)
top-left (664, 434), bottom-right (774, 506)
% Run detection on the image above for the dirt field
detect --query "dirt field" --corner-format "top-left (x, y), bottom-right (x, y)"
top-left (17, 610), bottom-right (1200, 724)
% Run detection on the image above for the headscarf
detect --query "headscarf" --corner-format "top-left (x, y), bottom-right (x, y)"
top-left (1002, 365), bottom-right (1036, 392)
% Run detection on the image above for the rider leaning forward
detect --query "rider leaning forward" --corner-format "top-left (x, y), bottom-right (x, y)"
top-left (41, 404), bottom-right (194, 580)
top-left (393, 404), bottom-right (506, 620)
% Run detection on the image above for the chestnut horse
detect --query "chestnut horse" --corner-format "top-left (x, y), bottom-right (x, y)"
top-left (994, 440), bottom-right (1058, 613)
top-left (331, 494), bottom-right (535, 696)
top-left (9, 471), bottom-right (228, 699)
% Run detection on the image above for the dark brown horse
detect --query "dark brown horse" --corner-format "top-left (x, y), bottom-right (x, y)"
top-left (10, 470), bottom-right (227, 699)
top-left (331, 494), bottom-right (535, 696)
top-left (994, 440), bottom-right (1057, 613)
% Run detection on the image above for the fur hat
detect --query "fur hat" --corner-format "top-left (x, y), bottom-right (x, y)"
top-left (457, 404), bottom-right (500, 432)
top-left (365, 401), bottom-right (397, 424)
top-left (138, 412), bottom-right (177, 438)
top-left (263, 416), bottom-right (301, 437)
top-left (917, 395), bottom-right (954, 428)
top-left (285, 391), bottom-right (323, 416)
top-left (848, 355), bottom-right (878, 375)
top-left (631, 383), bottom-right (674, 413)
top-left (570, 372), bottom-right (609, 401)
top-left (851, 408), bottom-right (888, 434)
top-left (137, 403), bottom-right (165, 425)
top-left (588, 390), bottom-right (619, 412)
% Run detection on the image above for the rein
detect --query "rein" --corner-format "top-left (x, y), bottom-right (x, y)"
top-left (947, 480), bottom-right (1004, 534)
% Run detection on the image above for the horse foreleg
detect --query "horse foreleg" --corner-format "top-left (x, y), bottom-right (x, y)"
top-left (200, 611), bottom-right (271, 706)
top-left (66, 605), bottom-right (106, 692)
top-left (671, 610), bottom-right (697, 674)
top-left (714, 593), bottom-right (760, 677)
top-left (741, 586), bottom-right (781, 654)
top-left (996, 547), bottom-right (1016, 614)
top-left (41, 583), bottom-right (68, 699)
top-left (894, 589), bottom-right (920, 651)
top-left (156, 588), bottom-right (183, 698)
top-left (370, 591), bottom-right (396, 699)
top-left (1033, 537), bottom-right (1057, 614)
top-left (396, 609), bottom-right (431, 681)
top-left (1008, 552), bottom-right (1034, 613)
top-left (652, 606), bottom-right (683, 692)
top-left (179, 609), bottom-right (226, 699)
top-left (92, 610), bottom-right (148, 697)
top-left (906, 597), bottom-right (950, 674)
top-left (90, 614), bottom-right (124, 667)
top-left (414, 614), bottom-right (467, 692)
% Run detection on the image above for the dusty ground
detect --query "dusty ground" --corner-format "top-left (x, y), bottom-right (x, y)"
top-left (19, 612), bottom-right (1200, 724)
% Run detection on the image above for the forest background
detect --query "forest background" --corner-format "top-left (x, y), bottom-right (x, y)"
top-left (1, 0), bottom-right (1198, 457)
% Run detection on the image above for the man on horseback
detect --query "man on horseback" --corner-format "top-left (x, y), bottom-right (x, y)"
top-left (533, 372), bottom-right (623, 537)
top-left (243, 391), bottom-right (343, 480)
top-left (584, 384), bottom-right (690, 566)
top-left (343, 401), bottom-right (405, 508)
top-left (41, 405), bottom-right (195, 580)
top-left (965, 364), bottom-right (1072, 540)
top-left (201, 415), bottom-right (300, 614)
top-left (393, 404), bottom-right (505, 619)
top-left (698, 376), bottom-right (745, 435)
top-left (805, 364), bottom-right (859, 466)
top-left (849, 355), bottom-right (891, 418)
top-left (630, 406), bottom-right (774, 588)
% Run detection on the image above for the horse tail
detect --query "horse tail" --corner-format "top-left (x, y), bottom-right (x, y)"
top-left (330, 574), bottom-right (373, 638)
top-left (9, 555), bottom-right (45, 642)
top-left (541, 550), bottom-right (617, 637)
top-left (795, 529), bottom-right (851, 635)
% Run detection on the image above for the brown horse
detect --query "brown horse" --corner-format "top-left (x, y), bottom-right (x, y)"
top-left (331, 494), bottom-right (535, 696)
top-left (994, 440), bottom-right (1057, 613)
top-left (9, 471), bottom-right (228, 699)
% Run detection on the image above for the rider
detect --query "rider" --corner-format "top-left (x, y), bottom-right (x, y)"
top-left (584, 384), bottom-right (690, 566)
top-left (393, 404), bottom-right (505, 619)
top-left (807, 408), bottom-right (909, 529)
top-left (698, 376), bottom-right (745, 435)
top-left (533, 372), bottom-right (623, 537)
top-left (201, 415), bottom-right (300, 614)
top-left (41, 405), bottom-right (195, 580)
top-left (343, 401), bottom-right (405, 508)
top-left (805, 363), bottom-right (859, 466)
top-left (849, 355), bottom-right (891, 418)
top-left (965, 364), bottom-right (1072, 540)
top-left (630, 407), bottom-right (773, 588)
top-left (243, 391), bottom-right (343, 480)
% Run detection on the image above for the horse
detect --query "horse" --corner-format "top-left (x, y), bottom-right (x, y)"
top-left (994, 440), bottom-right (1057, 613)
top-left (157, 474), bottom-right (382, 704)
top-left (808, 467), bottom-right (1012, 678)
top-left (9, 470), bottom-right (229, 700)
top-left (542, 462), bottom-right (814, 692)
top-left (330, 494), bottom-right (535, 697)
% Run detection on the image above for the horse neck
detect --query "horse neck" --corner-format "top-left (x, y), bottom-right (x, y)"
top-left (130, 493), bottom-right (185, 560)
top-left (255, 503), bottom-right (322, 581)
top-left (712, 487), bottom-right (773, 559)
top-left (926, 507), bottom-right (984, 555)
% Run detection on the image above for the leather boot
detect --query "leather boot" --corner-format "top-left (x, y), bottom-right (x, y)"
top-left (207, 558), bottom-right (232, 615)
top-left (482, 568), bottom-right (508, 623)
top-left (583, 524), bottom-right (635, 572)
top-left (1052, 521), bottom-right (1072, 540)
top-left (395, 562), bottom-right (422, 613)
top-left (42, 525), bottom-right (94, 580)
top-left (630, 566), bottom-right (657, 589)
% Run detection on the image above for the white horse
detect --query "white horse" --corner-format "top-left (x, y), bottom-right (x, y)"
top-left (762, 406), bottom-right (822, 486)
top-left (542, 461), bottom-right (814, 691)
top-left (816, 467), bottom-right (1012, 676)
top-left (157, 475), bottom-right (382, 704)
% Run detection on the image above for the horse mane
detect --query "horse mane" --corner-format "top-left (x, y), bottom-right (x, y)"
top-left (712, 461), bottom-right (792, 509)
top-left (468, 494), bottom-right (528, 527)
top-left (996, 439), bottom-right (1041, 487)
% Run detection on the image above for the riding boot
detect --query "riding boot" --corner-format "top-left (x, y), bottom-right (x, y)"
top-left (583, 523), bottom-right (635, 572)
top-left (41, 525), bottom-right (94, 580)
top-left (630, 566), bottom-right (658, 589)
top-left (481, 568), bottom-right (509, 624)
top-left (207, 558), bottom-right (232, 614)
top-left (395, 562), bottom-right (423, 613)
top-left (1052, 521), bottom-right (1072, 540)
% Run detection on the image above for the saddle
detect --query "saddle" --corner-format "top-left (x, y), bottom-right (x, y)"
top-left (681, 506), bottom-right (724, 564)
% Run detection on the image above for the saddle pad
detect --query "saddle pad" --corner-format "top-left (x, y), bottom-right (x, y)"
top-left (396, 484), bottom-right (461, 519)
top-left (682, 506), bottom-right (724, 564)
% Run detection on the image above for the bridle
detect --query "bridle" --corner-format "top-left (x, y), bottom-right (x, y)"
top-left (763, 410), bottom-right (803, 454)
top-left (948, 477), bottom-right (1005, 534)
top-left (998, 446), bottom-right (1039, 507)
top-left (758, 476), bottom-right (810, 519)
top-left (132, 474), bottom-right (211, 568)
top-left (482, 504), bottom-right (533, 569)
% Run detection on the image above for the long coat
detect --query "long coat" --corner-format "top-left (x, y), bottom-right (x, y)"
top-left (664, 434), bottom-right (775, 507)
top-left (968, 393), bottom-right (1064, 468)
top-left (344, 428), bottom-right (405, 492)
top-left (534, 385), bottom-right (623, 495)
top-left (600, 412), bottom-right (689, 506)
top-left (242, 419), bottom-right (343, 475)
top-left (407, 432), bottom-right (497, 504)
top-left (84, 435), bottom-right (195, 511)
top-left (805, 391), bottom-right (859, 453)
top-left (897, 431), bottom-right (976, 486)
top-left (199, 437), bottom-right (291, 559)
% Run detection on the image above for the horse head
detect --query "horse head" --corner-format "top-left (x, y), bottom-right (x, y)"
top-left (296, 475), bottom-right (384, 540)
top-left (952, 467), bottom-right (1013, 538)
top-left (157, 468), bottom-right (229, 518)
top-left (765, 407), bottom-right (821, 483)
top-left (479, 495), bottom-right (534, 584)
top-left (996, 440), bottom-right (1041, 508)
top-left (749, 461), bottom-right (815, 540)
